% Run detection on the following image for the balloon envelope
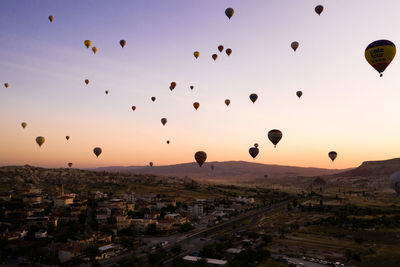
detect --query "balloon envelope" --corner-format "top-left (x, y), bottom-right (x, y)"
top-left (249, 147), bottom-right (259, 159)
top-left (249, 93), bottom-right (258, 103)
top-left (92, 47), bottom-right (98, 54)
top-left (195, 151), bottom-right (207, 167)
top-left (93, 147), bottom-right (102, 157)
top-left (151, 97), bottom-right (156, 102)
top-left (21, 122), bottom-right (27, 129)
top-left (68, 163), bottom-right (73, 168)
top-left (291, 41), bottom-right (299, 51)
top-left (212, 54), bottom-right (218, 61)
top-left (85, 79), bottom-right (89, 85)
top-left (190, 86), bottom-right (194, 90)
top-left (36, 136), bottom-right (45, 147)
top-left (120, 40), bottom-right (126, 48)
top-left (48, 16), bottom-right (54, 22)
top-left (194, 51), bottom-right (200, 59)
top-left (225, 99), bottom-right (230, 106)
top-left (315, 5), bottom-right (324, 15)
top-left (225, 8), bottom-right (234, 19)
top-left (66, 136), bottom-right (70, 140)
top-left (365, 40), bottom-right (396, 76)
top-left (218, 45), bottom-right (224, 52)
top-left (328, 151), bottom-right (337, 162)
top-left (149, 162), bottom-right (153, 167)
top-left (4, 83), bottom-right (9, 88)
top-left (161, 118), bottom-right (167, 126)
top-left (268, 129), bottom-right (282, 147)
top-left (193, 102), bottom-right (200, 110)
top-left (296, 91), bottom-right (303, 98)
top-left (84, 40), bottom-right (92, 48)
top-left (131, 106), bottom-right (136, 111)
top-left (226, 48), bottom-right (232, 56)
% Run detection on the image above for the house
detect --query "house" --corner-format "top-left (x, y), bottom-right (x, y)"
top-left (191, 203), bottom-right (204, 217)
top-left (116, 215), bottom-right (132, 230)
top-left (54, 196), bottom-right (74, 207)
top-left (156, 219), bottom-right (174, 233)
top-left (132, 219), bottom-right (154, 232)
top-left (144, 211), bottom-right (160, 219)
top-left (165, 213), bottom-right (188, 224)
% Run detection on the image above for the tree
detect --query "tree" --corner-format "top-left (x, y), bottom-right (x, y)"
top-left (172, 256), bottom-right (185, 267)
top-left (148, 248), bottom-right (167, 266)
top-left (146, 223), bottom-right (157, 235)
top-left (179, 223), bottom-right (195, 233)
top-left (86, 244), bottom-right (100, 261)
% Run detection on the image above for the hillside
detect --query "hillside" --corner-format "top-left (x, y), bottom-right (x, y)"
top-left (92, 161), bottom-right (348, 183)
top-left (334, 158), bottom-right (400, 177)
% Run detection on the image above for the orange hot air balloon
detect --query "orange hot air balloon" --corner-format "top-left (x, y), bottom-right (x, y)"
top-left (120, 40), bottom-right (126, 48)
top-left (92, 47), bottom-right (98, 54)
top-left (315, 5), bottom-right (324, 15)
top-left (85, 79), bottom-right (89, 85)
top-left (195, 151), bottom-right (207, 167)
top-left (161, 118), bottom-right (167, 126)
top-left (36, 136), bottom-right (45, 147)
top-left (151, 97), bottom-right (156, 102)
top-left (84, 40), bottom-right (92, 48)
top-left (225, 8), bottom-right (234, 19)
top-left (218, 45), bottom-right (224, 52)
top-left (328, 151), bottom-right (337, 162)
top-left (249, 93), bottom-right (258, 103)
top-left (48, 16), bottom-right (54, 22)
top-left (131, 106), bottom-right (136, 111)
top-left (226, 48), bottom-right (232, 56)
top-left (212, 54), bottom-right (218, 61)
top-left (268, 129), bottom-right (282, 148)
top-left (225, 99), bottom-right (230, 106)
top-left (4, 83), bottom-right (9, 88)
top-left (93, 147), bottom-right (102, 157)
top-left (193, 102), bottom-right (200, 110)
top-left (291, 41), bottom-right (299, 52)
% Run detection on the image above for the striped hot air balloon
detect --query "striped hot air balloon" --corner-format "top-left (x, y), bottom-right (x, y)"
top-left (195, 151), bottom-right (207, 167)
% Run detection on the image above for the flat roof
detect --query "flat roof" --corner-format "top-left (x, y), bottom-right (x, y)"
top-left (183, 255), bottom-right (227, 265)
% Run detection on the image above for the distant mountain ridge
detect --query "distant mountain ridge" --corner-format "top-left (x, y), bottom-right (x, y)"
top-left (334, 158), bottom-right (400, 177)
top-left (91, 161), bottom-right (349, 182)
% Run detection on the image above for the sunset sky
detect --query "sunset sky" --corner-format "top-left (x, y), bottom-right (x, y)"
top-left (1, 0), bottom-right (400, 169)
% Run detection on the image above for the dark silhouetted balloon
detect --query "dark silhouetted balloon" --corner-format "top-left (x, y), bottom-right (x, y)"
top-left (105, 90), bottom-right (109, 95)
top-left (225, 99), bottom-right (230, 106)
top-left (296, 91), bottom-right (302, 98)
top-left (328, 151), bottom-right (337, 162)
top-left (93, 147), bottom-right (102, 157)
top-left (226, 48), bottom-right (232, 56)
top-left (195, 151), bottom-right (207, 167)
top-left (291, 41), bottom-right (299, 51)
top-left (120, 40), bottom-right (126, 48)
top-left (149, 162), bottom-right (153, 167)
top-left (36, 136), bottom-right (45, 147)
top-left (85, 79), bottom-right (89, 85)
top-left (268, 129), bottom-right (282, 148)
top-left (151, 97), bottom-right (156, 102)
top-left (315, 5), bottom-right (323, 15)
top-left (249, 146), bottom-right (259, 159)
top-left (48, 16), bottom-right (54, 22)
top-left (190, 85), bottom-right (194, 90)
top-left (193, 102), bottom-right (200, 110)
top-left (365, 40), bottom-right (396, 77)
top-left (218, 45), bottom-right (224, 52)
top-left (194, 51), bottom-right (200, 59)
top-left (170, 82), bottom-right (176, 91)
top-left (161, 118), bottom-right (167, 126)
top-left (4, 83), bottom-right (9, 88)
top-left (66, 136), bottom-right (70, 141)
top-left (225, 8), bottom-right (234, 19)
top-left (21, 122), bottom-right (27, 129)
top-left (166, 140), bottom-right (170, 144)
top-left (92, 47), bottom-right (98, 54)
top-left (68, 162), bottom-right (72, 168)
top-left (249, 93), bottom-right (258, 103)
top-left (212, 54), bottom-right (218, 61)
top-left (131, 106), bottom-right (136, 111)
top-left (254, 143), bottom-right (258, 148)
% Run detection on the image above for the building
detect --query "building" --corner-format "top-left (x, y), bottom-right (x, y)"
top-left (165, 213), bottom-right (188, 224)
top-left (116, 215), bottom-right (132, 230)
top-left (191, 203), bottom-right (204, 217)
top-left (54, 196), bottom-right (74, 207)
top-left (26, 216), bottom-right (58, 229)
top-left (183, 256), bottom-right (227, 266)
top-left (132, 219), bottom-right (154, 232)
top-left (156, 219), bottom-right (174, 233)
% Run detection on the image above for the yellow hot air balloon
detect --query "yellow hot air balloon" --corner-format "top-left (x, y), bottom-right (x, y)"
top-left (195, 151), bottom-right (207, 167)
top-left (21, 122), bottom-right (27, 129)
top-left (48, 16), bottom-right (54, 22)
top-left (193, 102), bottom-right (200, 110)
top-left (194, 51), bottom-right (200, 59)
top-left (225, 99), bottom-right (230, 106)
top-left (93, 147), bottom-right (102, 157)
top-left (365, 40), bottom-right (396, 77)
top-left (36, 136), bottom-right (45, 147)
top-left (84, 40), bottom-right (92, 48)
top-left (291, 41), bottom-right (299, 52)
top-left (92, 47), bottom-right (98, 54)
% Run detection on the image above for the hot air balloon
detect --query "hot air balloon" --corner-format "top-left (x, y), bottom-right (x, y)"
top-left (93, 147), bottom-right (102, 157)
top-left (226, 48), bottom-right (232, 56)
top-left (249, 93), bottom-right (258, 103)
top-left (268, 129), bottom-right (282, 148)
top-left (264, 174), bottom-right (268, 179)
top-left (225, 8), bottom-right (234, 19)
top-left (36, 136), bottom-right (45, 147)
top-left (390, 171), bottom-right (400, 195)
top-left (249, 146), bottom-right (259, 159)
top-left (4, 83), bottom-right (9, 88)
top-left (149, 162), bottom-right (153, 167)
top-left (254, 143), bottom-right (259, 148)
top-left (296, 91), bottom-right (302, 98)
top-left (48, 16), bottom-right (54, 22)
top-left (328, 151), bottom-right (337, 162)
top-left (161, 118), bottom-right (167, 126)
top-left (211, 164), bottom-right (215, 171)
top-left (190, 85), bottom-right (194, 90)
top-left (151, 97), bottom-right (156, 102)
top-left (68, 163), bottom-right (73, 168)
top-left (365, 40), bottom-right (396, 77)
top-left (21, 122), bottom-right (27, 129)
top-left (193, 102), bottom-right (200, 110)
top-left (170, 82), bottom-right (176, 91)
top-left (92, 47), bottom-right (98, 54)
top-left (120, 40), bottom-right (126, 48)
top-left (212, 54), bottom-right (218, 61)
top-left (194, 51), bottom-right (200, 59)
top-left (291, 41), bottom-right (299, 52)
top-left (66, 136), bottom-right (70, 141)
top-left (315, 5), bottom-right (324, 15)
top-left (195, 151), bottom-right (207, 167)
top-left (105, 90), bottom-right (109, 95)
top-left (225, 99), bottom-right (230, 106)
top-left (84, 40), bottom-right (92, 48)
top-left (167, 140), bottom-right (170, 144)
top-left (85, 79), bottom-right (89, 85)
top-left (218, 45), bottom-right (224, 52)
top-left (131, 106), bottom-right (136, 111)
